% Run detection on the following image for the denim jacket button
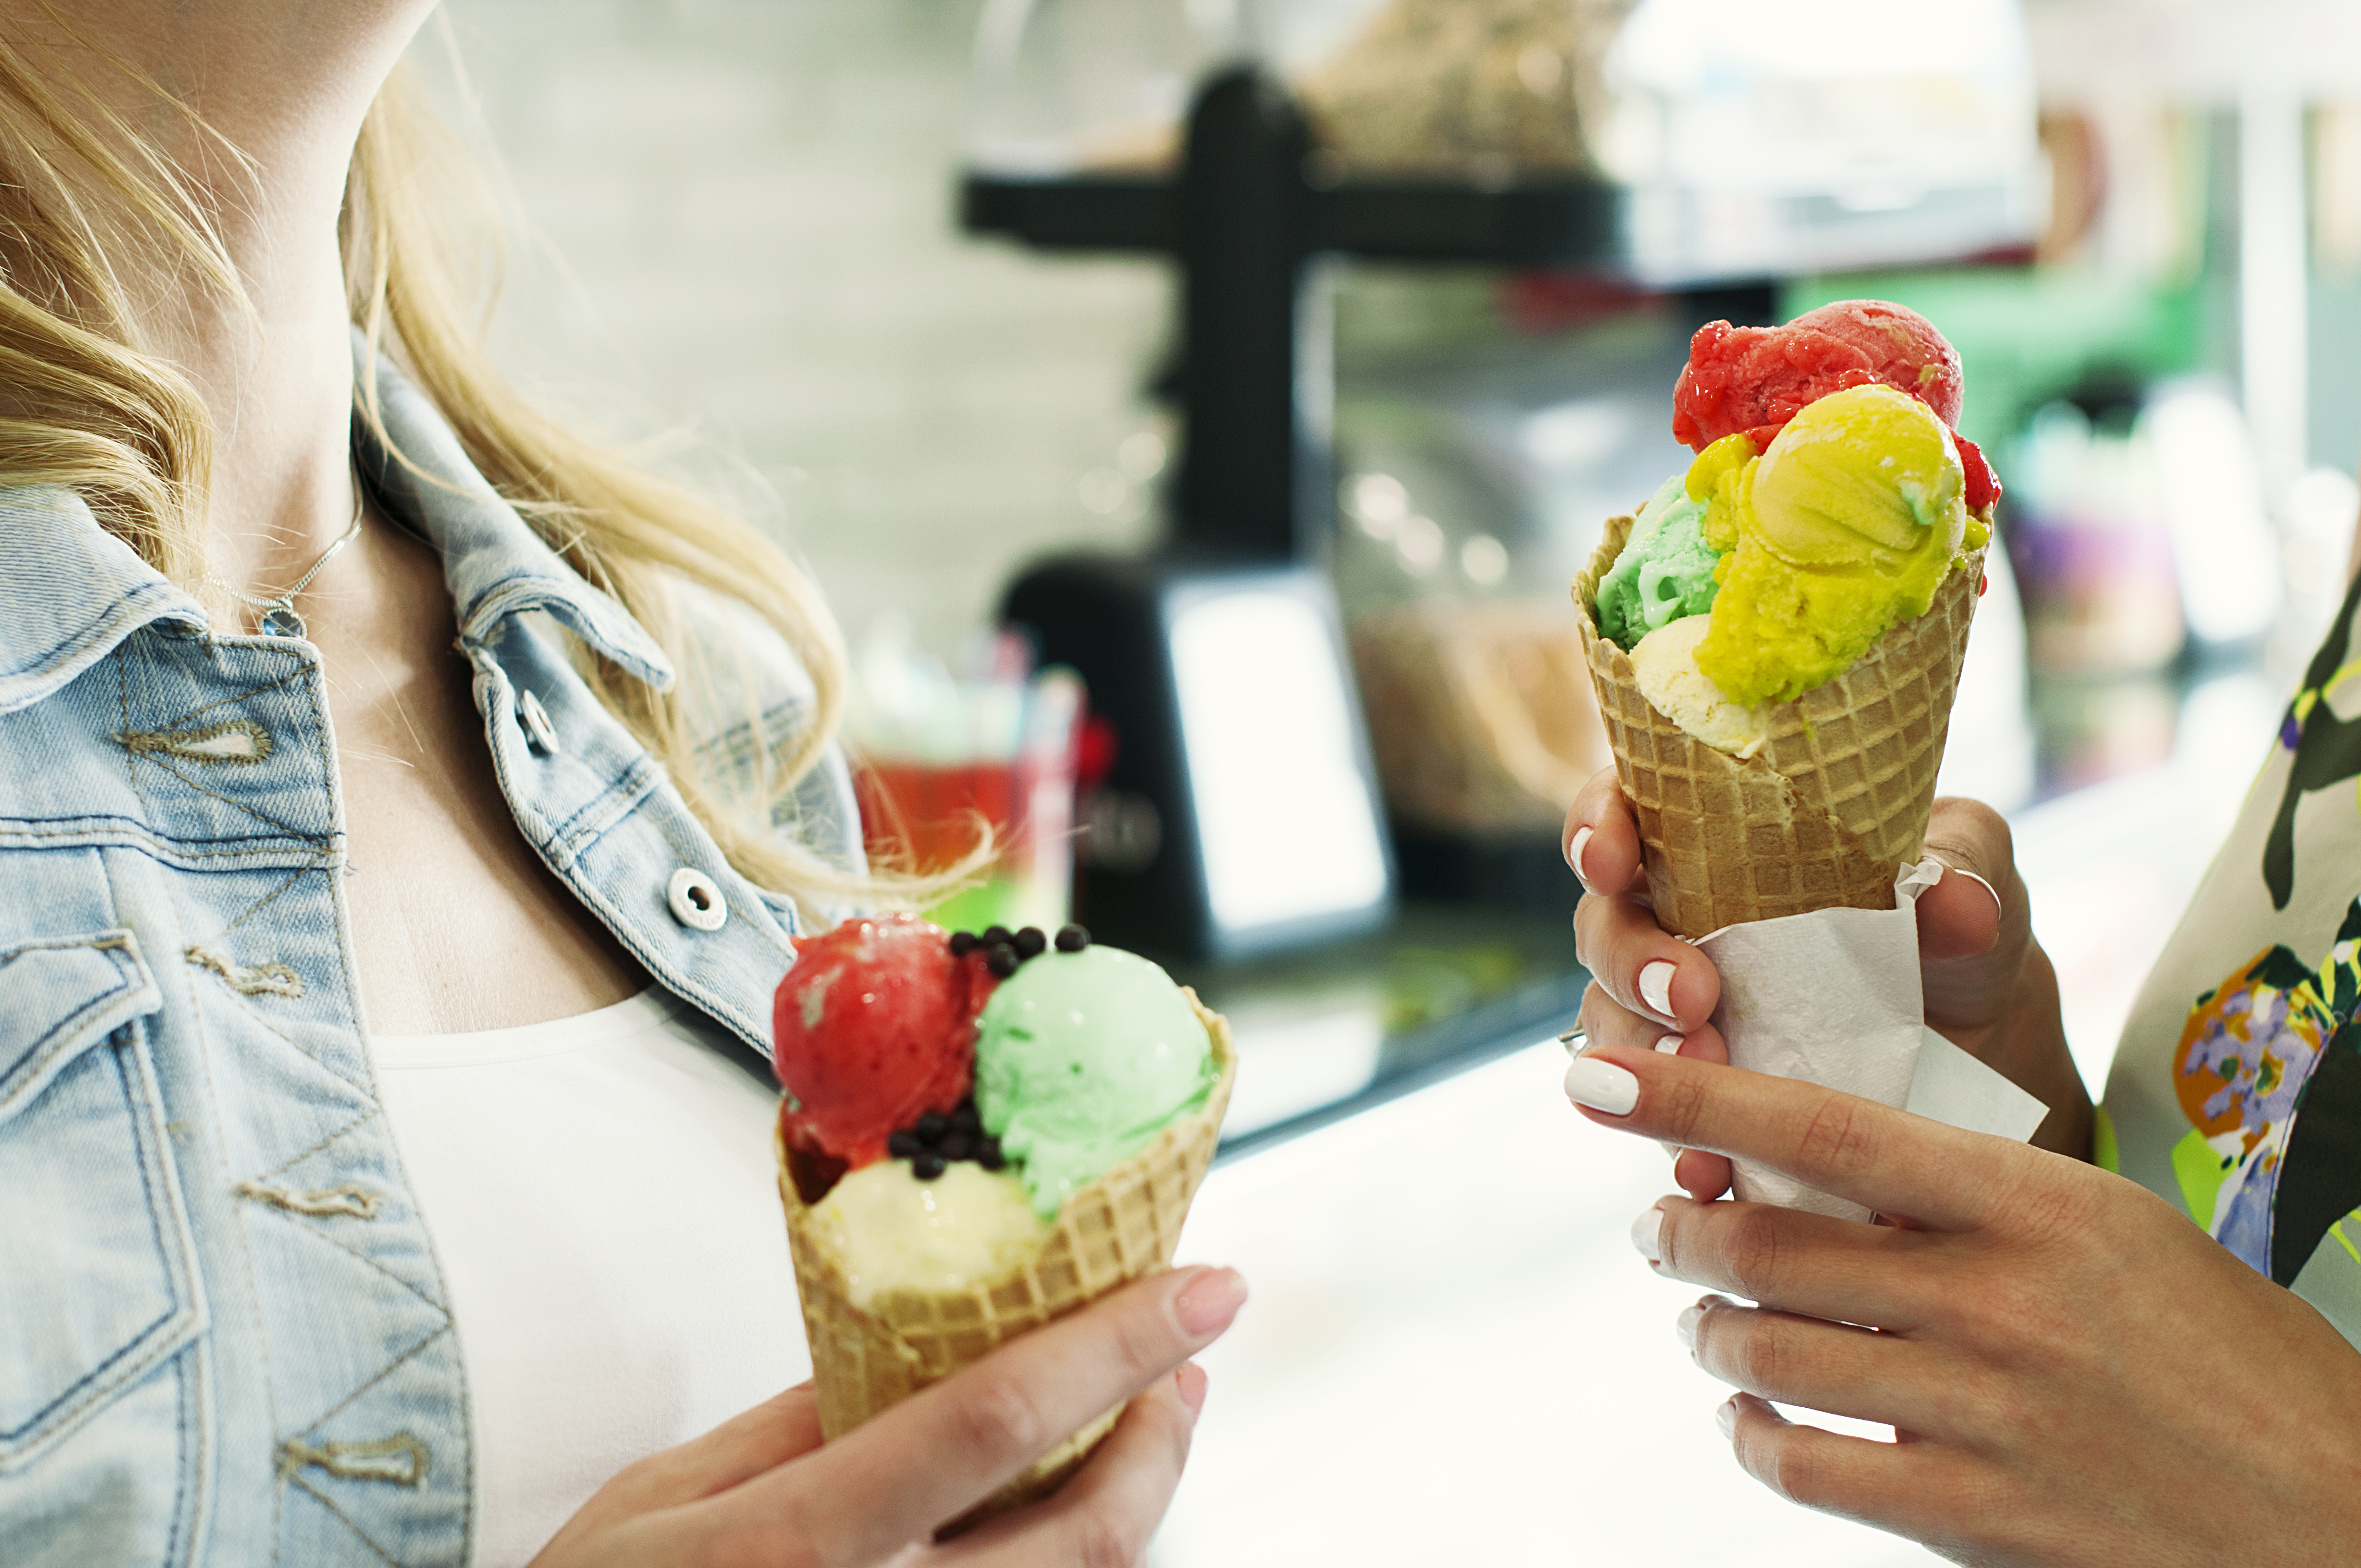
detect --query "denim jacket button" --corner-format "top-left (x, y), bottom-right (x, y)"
top-left (666, 868), bottom-right (727, 932)
top-left (518, 690), bottom-right (558, 754)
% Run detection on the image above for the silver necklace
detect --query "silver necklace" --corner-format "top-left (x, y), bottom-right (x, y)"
top-left (209, 480), bottom-right (367, 640)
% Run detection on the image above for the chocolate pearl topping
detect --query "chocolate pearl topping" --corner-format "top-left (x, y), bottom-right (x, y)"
top-left (886, 1097), bottom-right (1010, 1179)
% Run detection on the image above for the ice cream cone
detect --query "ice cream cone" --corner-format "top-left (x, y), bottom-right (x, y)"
top-left (1573, 510), bottom-right (1984, 939)
top-left (777, 989), bottom-right (1237, 1521)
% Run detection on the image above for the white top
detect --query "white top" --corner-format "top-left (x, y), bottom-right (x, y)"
top-left (373, 988), bottom-right (811, 1568)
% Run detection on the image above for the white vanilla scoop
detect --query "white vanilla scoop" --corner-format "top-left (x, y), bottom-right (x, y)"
top-left (1628, 614), bottom-right (1771, 759)
top-left (805, 1160), bottom-right (1049, 1306)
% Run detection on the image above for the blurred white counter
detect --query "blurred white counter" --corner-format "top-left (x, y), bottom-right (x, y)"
top-left (1151, 667), bottom-right (2280, 1565)
top-left (1156, 1042), bottom-right (1940, 1566)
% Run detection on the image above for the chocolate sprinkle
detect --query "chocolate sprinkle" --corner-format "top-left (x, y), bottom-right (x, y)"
top-left (985, 943), bottom-right (1020, 978)
top-left (1013, 926), bottom-right (1047, 959)
top-left (948, 930), bottom-right (980, 955)
top-left (979, 925), bottom-right (1012, 948)
top-left (1054, 924), bottom-right (1090, 953)
top-left (881, 1097), bottom-right (1008, 1178)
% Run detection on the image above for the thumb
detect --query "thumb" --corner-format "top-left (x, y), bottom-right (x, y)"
top-left (1917, 797), bottom-right (2032, 1026)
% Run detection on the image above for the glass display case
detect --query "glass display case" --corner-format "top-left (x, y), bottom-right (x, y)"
top-left (966, 0), bottom-right (1200, 176)
top-left (1602, 0), bottom-right (2041, 281)
top-left (965, 0), bottom-right (2041, 282)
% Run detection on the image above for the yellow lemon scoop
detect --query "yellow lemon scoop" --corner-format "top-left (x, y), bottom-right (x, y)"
top-left (1694, 384), bottom-right (1983, 707)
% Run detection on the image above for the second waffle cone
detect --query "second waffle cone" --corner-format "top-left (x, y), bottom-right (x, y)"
top-left (1573, 511), bottom-right (1983, 939)
top-left (777, 989), bottom-right (1237, 1520)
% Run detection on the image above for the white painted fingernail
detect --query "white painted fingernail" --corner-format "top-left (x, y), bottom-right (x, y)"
top-left (1638, 960), bottom-right (1677, 1020)
top-left (1630, 1206), bottom-right (1663, 1261)
top-left (1569, 825), bottom-right (1596, 890)
top-left (1716, 1398), bottom-right (1738, 1440)
top-left (1675, 1299), bottom-right (1702, 1350)
top-left (1655, 1033), bottom-right (1684, 1054)
top-left (1565, 1057), bottom-right (1639, 1115)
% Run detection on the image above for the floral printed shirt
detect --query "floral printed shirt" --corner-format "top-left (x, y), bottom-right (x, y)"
top-left (2104, 567), bottom-right (2361, 1343)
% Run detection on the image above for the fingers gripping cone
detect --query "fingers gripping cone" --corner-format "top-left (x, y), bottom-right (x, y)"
top-left (1573, 511), bottom-right (1984, 939)
top-left (777, 992), bottom-right (1237, 1517)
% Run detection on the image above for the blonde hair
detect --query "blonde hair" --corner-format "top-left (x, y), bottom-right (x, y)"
top-left (0, 29), bottom-right (967, 925)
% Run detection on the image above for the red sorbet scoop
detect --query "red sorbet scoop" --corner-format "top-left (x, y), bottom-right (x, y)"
top-left (773, 913), bottom-right (984, 1169)
top-left (1671, 299), bottom-right (1966, 453)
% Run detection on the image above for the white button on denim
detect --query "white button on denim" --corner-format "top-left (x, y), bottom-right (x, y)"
top-left (518, 689), bottom-right (558, 753)
top-left (666, 867), bottom-right (727, 931)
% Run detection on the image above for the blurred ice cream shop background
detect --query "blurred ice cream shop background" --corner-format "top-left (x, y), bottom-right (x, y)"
top-left (442, 2), bottom-right (2361, 1562)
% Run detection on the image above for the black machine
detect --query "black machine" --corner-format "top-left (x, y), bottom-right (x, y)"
top-left (978, 67), bottom-right (1623, 958)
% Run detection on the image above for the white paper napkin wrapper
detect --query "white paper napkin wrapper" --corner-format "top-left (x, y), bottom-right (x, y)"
top-left (1695, 859), bottom-right (2049, 1222)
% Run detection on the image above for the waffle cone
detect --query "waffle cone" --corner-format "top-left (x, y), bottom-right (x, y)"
top-left (1573, 511), bottom-right (1983, 939)
top-left (776, 989), bottom-right (1236, 1520)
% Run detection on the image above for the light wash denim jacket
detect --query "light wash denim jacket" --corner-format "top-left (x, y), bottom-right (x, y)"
top-left (0, 341), bottom-right (857, 1567)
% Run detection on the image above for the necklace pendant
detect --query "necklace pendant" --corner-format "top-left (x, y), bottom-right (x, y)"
top-left (259, 604), bottom-right (308, 640)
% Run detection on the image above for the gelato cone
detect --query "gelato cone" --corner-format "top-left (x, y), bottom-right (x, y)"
top-left (1575, 299), bottom-right (1988, 939)
top-left (1575, 509), bottom-right (1982, 938)
top-left (770, 917), bottom-right (1234, 1522)
top-left (779, 991), bottom-right (1236, 1517)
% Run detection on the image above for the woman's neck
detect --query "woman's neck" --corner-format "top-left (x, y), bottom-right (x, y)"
top-left (18, 1), bottom-right (437, 591)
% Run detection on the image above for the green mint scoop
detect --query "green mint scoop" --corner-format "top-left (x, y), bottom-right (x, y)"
top-left (1593, 472), bottom-right (1723, 651)
top-left (973, 946), bottom-right (1217, 1219)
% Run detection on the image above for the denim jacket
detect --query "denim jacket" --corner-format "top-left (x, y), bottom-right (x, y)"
top-left (0, 340), bottom-right (857, 1567)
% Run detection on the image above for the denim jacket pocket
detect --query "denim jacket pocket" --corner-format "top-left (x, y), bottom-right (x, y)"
top-left (0, 929), bottom-right (205, 1471)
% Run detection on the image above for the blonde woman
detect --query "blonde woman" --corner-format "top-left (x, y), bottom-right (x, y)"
top-left (0, 4), bottom-right (1244, 1565)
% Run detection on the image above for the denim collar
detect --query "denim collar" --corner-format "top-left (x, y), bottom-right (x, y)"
top-left (0, 486), bottom-right (207, 715)
top-left (352, 331), bottom-right (674, 691)
top-left (0, 330), bottom-right (676, 716)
